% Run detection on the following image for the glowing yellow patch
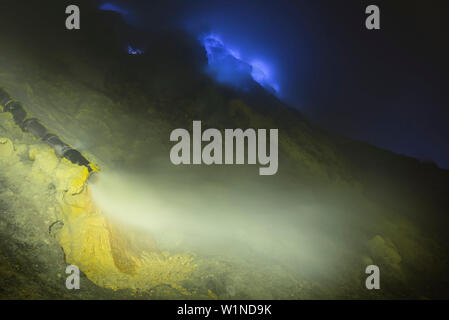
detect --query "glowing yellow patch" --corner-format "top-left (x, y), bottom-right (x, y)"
top-left (57, 189), bottom-right (196, 292)
top-left (50, 159), bottom-right (196, 293)
top-left (23, 143), bottom-right (196, 294)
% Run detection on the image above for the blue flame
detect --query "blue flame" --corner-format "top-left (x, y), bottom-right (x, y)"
top-left (200, 34), bottom-right (279, 95)
top-left (250, 60), bottom-right (279, 93)
top-left (99, 3), bottom-right (129, 16)
top-left (99, 3), bottom-right (142, 55)
top-left (127, 45), bottom-right (144, 55)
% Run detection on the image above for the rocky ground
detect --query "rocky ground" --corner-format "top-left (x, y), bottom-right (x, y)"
top-left (0, 1), bottom-right (448, 299)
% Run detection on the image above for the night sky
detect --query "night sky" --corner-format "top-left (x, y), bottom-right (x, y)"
top-left (98, 0), bottom-right (449, 169)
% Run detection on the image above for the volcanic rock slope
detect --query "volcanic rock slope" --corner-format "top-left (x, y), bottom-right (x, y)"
top-left (0, 1), bottom-right (448, 299)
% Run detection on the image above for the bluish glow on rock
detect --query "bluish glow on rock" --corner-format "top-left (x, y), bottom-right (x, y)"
top-left (127, 45), bottom-right (144, 55)
top-left (200, 34), bottom-right (279, 95)
top-left (250, 60), bottom-right (279, 93)
top-left (99, 3), bottom-right (141, 54)
top-left (99, 2), bottom-right (129, 16)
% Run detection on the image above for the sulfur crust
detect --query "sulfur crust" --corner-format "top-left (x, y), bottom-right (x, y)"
top-left (29, 143), bottom-right (197, 293)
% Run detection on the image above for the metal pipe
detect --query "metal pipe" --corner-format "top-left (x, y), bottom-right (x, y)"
top-left (0, 87), bottom-right (95, 172)
top-left (22, 118), bottom-right (48, 139)
top-left (3, 101), bottom-right (27, 127)
top-left (0, 89), bottom-right (12, 106)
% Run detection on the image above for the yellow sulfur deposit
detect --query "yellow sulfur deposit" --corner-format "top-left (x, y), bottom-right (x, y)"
top-left (0, 137), bottom-right (14, 158)
top-left (29, 144), bottom-right (197, 293)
